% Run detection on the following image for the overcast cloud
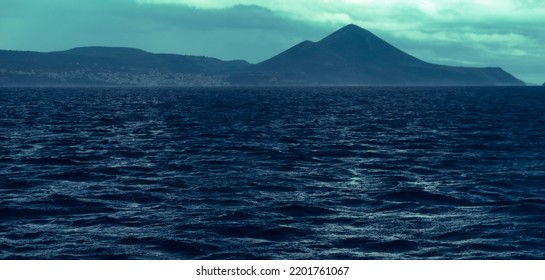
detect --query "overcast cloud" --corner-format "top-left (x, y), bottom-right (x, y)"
top-left (1, 0), bottom-right (543, 83)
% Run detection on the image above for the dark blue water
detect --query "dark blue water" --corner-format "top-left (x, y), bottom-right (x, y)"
top-left (1, 87), bottom-right (545, 259)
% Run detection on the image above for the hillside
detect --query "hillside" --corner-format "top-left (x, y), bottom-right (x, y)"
top-left (0, 47), bottom-right (250, 86)
top-left (229, 24), bottom-right (524, 86)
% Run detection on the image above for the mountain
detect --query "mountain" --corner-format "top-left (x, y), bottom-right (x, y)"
top-left (229, 24), bottom-right (524, 86)
top-left (0, 47), bottom-right (250, 86)
top-left (0, 25), bottom-right (525, 86)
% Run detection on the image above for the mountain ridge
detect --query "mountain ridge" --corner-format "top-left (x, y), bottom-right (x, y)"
top-left (230, 24), bottom-right (524, 86)
top-left (0, 24), bottom-right (525, 86)
top-left (0, 47), bottom-right (250, 86)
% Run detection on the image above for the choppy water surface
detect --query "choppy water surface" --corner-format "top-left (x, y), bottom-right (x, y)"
top-left (1, 87), bottom-right (545, 259)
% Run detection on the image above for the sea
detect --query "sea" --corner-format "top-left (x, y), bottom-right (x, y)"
top-left (1, 86), bottom-right (545, 259)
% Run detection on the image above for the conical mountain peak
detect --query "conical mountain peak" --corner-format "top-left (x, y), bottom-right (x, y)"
top-left (319, 24), bottom-right (375, 43)
top-left (327, 24), bottom-right (370, 35)
top-left (342, 23), bottom-right (363, 30)
top-left (231, 23), bottom-right (523, 86)
top-left (315, 24), bottom-right (426, 66)
top-left (335, 23), bottom-right (368, 33)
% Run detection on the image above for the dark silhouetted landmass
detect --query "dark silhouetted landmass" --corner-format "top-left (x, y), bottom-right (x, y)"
top-left (0, 47), bottom-right (249, 86)
top-left (229, 24), bottom-right (524, 86)
top-left (0, 25), bottom-right (525, 86)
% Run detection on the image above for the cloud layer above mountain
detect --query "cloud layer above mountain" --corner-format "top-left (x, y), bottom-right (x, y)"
top-left (1, 0), bottom-right (544, 83)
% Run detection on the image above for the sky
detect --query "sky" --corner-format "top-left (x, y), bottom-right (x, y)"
top-left (1, 0), bottom-right (544, 84)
